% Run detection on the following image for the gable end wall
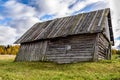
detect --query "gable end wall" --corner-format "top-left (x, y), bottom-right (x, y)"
top-left (97, 33), bottom-right (111, 59)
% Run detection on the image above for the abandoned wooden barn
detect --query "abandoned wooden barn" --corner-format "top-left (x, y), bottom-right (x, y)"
top-left (14, 8), bottom-right (114, 63)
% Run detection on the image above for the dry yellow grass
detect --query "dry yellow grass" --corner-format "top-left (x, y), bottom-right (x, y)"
top-left (0, 55), bottom-right (16, 60)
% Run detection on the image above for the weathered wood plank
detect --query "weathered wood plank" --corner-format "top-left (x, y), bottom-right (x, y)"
top-left (45, 34), bottom-right (96, 63)
top-left (97, 33), bottom-right (110, 59)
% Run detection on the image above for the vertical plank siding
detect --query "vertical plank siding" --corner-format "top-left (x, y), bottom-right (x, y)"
top-left (15, 41), bottom-right (48, 61)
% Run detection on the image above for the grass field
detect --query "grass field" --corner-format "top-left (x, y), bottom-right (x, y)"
top-left (0, 55), bottom-right (120, 80)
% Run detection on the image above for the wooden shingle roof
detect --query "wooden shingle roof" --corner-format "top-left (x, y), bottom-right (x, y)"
top-left (15, 8), bottom-right (112, 44)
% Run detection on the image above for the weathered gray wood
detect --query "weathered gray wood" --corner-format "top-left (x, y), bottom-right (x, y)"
top-left (98, 9), bottom-right (105, 27)
top-left (14, 8), bottom-right (112, 44)
top-left (41, 41), bottom-right (48, 61)
top-left (15, 41), bottom-right (48, 61)
top-left (15, 34), bottom-right (97, 63)
top-left (87, 11), bottom-right (98, 31)
top-left (93, 34), bottom-right (99, 61)
top-left (97, 33), bottom-right (110, 59)
top-left (15, 8), bottom-right (113, 63)
top-left (47, 57), bottom-right (92, 64)
top-left (45, 34), bottom-right (96, 63)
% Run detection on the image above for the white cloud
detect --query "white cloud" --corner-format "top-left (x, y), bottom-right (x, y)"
top-left (0, 15), bottom-right (3, 20)
top-left (32, 0), bottom-right (109, 18)
top-left (110, 0), bottom-right (120, 36)
top-left (0, 25), bottom-right (17, 45)
top-left (0, 0), bottom-right (113, 45)
top-left (3, 0), bottom-right (37, 19)
top-left (8, 17), bottom-right (40, 37)
top-left (113, 40), bottom-right (120, 49)
top-left (2, 0), bottom-right (40, 41)
top-left (30, 0), bottom-right (74, 17)
top-left (109, 0), bottom-right (120, 48)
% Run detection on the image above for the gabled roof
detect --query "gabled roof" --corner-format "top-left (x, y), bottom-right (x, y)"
top-left (15, 8), bottom-right (113, 44)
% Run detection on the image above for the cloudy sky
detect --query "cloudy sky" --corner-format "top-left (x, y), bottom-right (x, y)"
top-left (0, 0), bottom-right (120, 49)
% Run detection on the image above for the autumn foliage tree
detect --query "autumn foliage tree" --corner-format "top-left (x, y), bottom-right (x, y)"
top-left (0, 47), bottom-right (4, 55)
top-left (111, 49), bottom-right (117, 54)
top-left (112, 49), bottom-right (120, 55)
top-left (116, 50), bottom-right (120, 55)
top-left (0, 45), bottom-right (20, 55)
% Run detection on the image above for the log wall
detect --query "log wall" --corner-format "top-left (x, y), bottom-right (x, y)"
top-left (97, 33), bottom-right (111, 59)
top-left (45, 34), bottom-right (96, 63)
top-left (15, 34), bottom-right (97, 63)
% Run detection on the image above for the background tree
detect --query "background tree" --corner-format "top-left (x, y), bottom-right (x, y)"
top-left (112, 49), bottom-right (117, 54)
top-left (0, 45), bottom-right (20, 55)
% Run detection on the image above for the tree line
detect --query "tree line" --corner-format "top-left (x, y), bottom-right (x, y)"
top-left (0, 45), bottom-right (20, 55)
top-left (112, 49), bottom-right (120, 55)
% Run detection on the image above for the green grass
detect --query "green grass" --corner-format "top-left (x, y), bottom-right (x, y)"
top-left (0, 55), bottom-right (120, 80)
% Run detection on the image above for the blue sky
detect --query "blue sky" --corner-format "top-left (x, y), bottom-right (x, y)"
top-left (0, 0), bottom-right (120, 49)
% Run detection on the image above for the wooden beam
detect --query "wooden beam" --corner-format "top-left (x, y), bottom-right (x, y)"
top-left (93, 33), bottom-right (99, 61)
